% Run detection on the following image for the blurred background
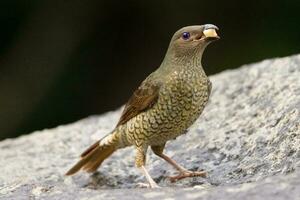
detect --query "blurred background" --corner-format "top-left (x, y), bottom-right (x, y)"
top-left (0, 0), bottom-right (299, 140)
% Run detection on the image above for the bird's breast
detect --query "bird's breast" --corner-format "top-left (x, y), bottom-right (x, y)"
top-left (161, 69), bottom-right (209, 114)
top-left (146, 69), bottom-right (210, 142)
top-left (123, 68), bottom-right (211, 146)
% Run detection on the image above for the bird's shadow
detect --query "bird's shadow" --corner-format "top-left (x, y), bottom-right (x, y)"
top-left (81, 172), bottom-right (117, 189)
top-left (79, 172), bottom-right (140, 189)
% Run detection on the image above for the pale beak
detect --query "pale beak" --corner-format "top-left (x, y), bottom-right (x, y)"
top-left (202, 24), bottom-right (220, 40)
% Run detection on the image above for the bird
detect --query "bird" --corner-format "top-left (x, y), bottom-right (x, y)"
top-left (65, 24), bottom-right (219, 188)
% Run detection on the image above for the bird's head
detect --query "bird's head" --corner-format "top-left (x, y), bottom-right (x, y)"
top-left (166, 24), bottom-right (219, 62)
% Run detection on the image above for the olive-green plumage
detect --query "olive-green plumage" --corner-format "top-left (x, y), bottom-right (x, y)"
top-left (66, 24), bottom-right (219, 188)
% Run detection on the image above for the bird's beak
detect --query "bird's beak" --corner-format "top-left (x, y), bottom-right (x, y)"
top-left (202, 24), bottom-right (220, 41)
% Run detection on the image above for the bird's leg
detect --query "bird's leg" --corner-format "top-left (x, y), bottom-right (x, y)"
top-left (135, 145), bottom-right (160, 188)
top-left (151, 144), bottom-right (206, 183)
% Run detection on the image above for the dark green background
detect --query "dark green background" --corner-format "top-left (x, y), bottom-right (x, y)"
top-left (0, 0), bottom-right (299, 140)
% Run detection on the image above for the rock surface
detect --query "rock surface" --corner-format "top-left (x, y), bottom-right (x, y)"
top-left (1, 54), bottom-right (300, 200)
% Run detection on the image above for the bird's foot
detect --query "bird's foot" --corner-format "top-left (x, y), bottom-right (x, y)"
top-left (168, 170), bottom-right (207, 183)
top-left (150, 182), bottom-right (160, 188)
top-left (136, 182), bottom-right (150, 188)
top-left (136, 182), bottom-right (160, 188)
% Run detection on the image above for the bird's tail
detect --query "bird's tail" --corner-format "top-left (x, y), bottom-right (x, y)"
top-left (65, 131), bottom-right (119, 176)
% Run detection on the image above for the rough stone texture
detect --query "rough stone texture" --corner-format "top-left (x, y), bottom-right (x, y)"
top-left (1, 54), bottom-right (300, 200)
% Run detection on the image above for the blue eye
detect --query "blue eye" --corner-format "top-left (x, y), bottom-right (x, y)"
top-left (182, 32), bottom-right (190, 40)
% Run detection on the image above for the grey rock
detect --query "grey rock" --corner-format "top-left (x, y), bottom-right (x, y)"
top-left (1, 54), bottom-right (300, 200)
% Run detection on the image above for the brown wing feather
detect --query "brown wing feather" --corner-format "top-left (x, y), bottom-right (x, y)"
top-left (80, 139), bottom-right (100, 157)
top-left (116, 80), bottom-right (160, 127)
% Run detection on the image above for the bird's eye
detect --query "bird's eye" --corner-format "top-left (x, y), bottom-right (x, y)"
top-left (182, 32), bottom-right (190, 40)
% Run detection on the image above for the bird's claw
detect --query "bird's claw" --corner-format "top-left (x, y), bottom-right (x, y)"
top-left (168, 170), bottom-right (207, 183)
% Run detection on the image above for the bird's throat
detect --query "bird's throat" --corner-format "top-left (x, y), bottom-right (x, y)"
top-left (160, 51), bottom-right (204, 74)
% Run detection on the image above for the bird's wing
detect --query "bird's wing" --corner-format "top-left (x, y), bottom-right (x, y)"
top-left (116, 77), bottom-right (161, 127)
